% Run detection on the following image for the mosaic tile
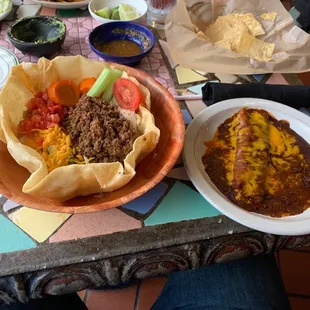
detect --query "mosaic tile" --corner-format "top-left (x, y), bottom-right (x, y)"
top-left (215, 73), bottom-right (238, 83)
top-left (175, 66), bottom-right (207, 84)
top-left (17, 5), bottom-right (41, 18)
top-left (49, 209), bottom-right (141, 242)
top-left (144, 181), bottom-right (220, 226)
top-left (10, 207), bottom-right (71, 243)
top-left (188, 82), bottom-right (209, 95)
top-left (0, 214), bottom-right (36, 253)
top-left (3, 200), bottom-right (20, 212)
top-left (182, 109), bottom-right (193, 124)
top-left (40, 7), bottom-right (56, 16)
top-left (185, 99), bottom-right (207, 117)
top-left (86, 284), bottom-right (137, 310)
top-left (266, 73), bottom-right (288, 85)
top-left (167, 166), bottom-right (190, 181)
top-left (252, 74), bottom-right (265, 81)
top-left (138, 278), bottom-right (167, 310)
top-left (122, 182), bottom-right (168, 214)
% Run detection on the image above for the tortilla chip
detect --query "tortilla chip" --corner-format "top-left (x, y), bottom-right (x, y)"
top-left (0, 56), bottom-right (160, 201)
top-left (205, 13), bottom-right (273, 61)
top-left (237, 31), bottom-right (275, 61)
top-left (260, 12), bottom-right (278, 22)
top-left (233, 13), bottom-right (265, 36)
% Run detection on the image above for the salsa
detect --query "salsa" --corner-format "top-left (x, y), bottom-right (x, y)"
top-left (94, 39), bottom-right (142, 57)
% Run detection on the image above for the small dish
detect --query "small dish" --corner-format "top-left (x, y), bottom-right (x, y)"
top-left (89, 22), bottom-right (155, 66)
top-left (89, 0), bottom-right (147, 24)
top-left (0, 0), bottom-right (12, 22)
top-left (7, 16), bottom-right (66, 58)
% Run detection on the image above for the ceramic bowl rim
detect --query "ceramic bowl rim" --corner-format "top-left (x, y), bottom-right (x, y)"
top-left (88, 21), bottom-right (155, 61)
top-left (7, 16), bottom-right (66, 47)
top-left (88, 0), bottom-right (148, 24)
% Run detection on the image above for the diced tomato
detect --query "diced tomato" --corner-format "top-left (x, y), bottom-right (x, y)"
top-left (18, 91), bottom-right (64, 134)
top-left (47, 99), bottom-right (54, 106)
top-left (35, 92), bottom-right (43, 99)
top-left (113, 78), bottom-right (141, 111)
top-left (31, 114), bottom-right (41, 122)
top-left (18, 119), bottom-right (33, 133)
top-left (26, 98), bottom-right (40, 111)
top-left (42, 93), bottom-right (48, 101)
top-left (48, 104), bottom-right (62, 114)
top-left (50, 114), bottom-right (60, 123)
top-left (33, 136), bottom-right (44, 146)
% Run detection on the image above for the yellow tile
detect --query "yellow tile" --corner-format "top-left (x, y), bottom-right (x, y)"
top-left (10, 207), bottom-right (71, 242)
top-left (175, 66), bottom-right (207, 84)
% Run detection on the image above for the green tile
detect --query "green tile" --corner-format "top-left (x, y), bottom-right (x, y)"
top-left (144, 181), bottom-right (220, 226)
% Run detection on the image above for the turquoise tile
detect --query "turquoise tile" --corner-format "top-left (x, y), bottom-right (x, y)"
top-left (187, 81), bottom-right (219, 95)
top-left (144, 181), bottom-right (220, 226)
top-left (0, 215), bottom-right (36, 253)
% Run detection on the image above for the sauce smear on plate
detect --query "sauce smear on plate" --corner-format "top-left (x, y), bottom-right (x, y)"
top-left (94, 40), bottom-right (142, 57)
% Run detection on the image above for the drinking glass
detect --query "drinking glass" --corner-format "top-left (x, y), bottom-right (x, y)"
top-left (147, 0), bottom-right (177, 29)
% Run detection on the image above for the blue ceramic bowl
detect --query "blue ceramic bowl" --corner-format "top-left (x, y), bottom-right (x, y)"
top-left (89, 22), bottom-right (155, 66)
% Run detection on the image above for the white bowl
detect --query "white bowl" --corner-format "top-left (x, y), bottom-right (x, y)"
top-left (89, 0), bottom-right (148, 24)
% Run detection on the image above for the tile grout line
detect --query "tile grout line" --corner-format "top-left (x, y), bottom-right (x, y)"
top-left (288, 293), bottom-right (310, 300)
top-left (277, 251), bottom-right (281, 270)
top-left (284, 248), bottom-right (310, 254)
top-left (134, 280), bottom-right (142, 310)
top-left (84, 290), bottom-right (89, 304)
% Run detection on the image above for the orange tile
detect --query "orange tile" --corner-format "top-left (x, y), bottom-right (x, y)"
top-left (298, 72), bottom-right (310, 85)
top-left (296, 246), bottom-right (310, 252)
top-left (274, 252), bottom-right (279, 265)
top-left (86, 285), bottom-right (137, 310)
top-left (289, 297), bottom-right (310, 310)
top-left (40, 7), bottom-right (56, 16)
top-left (138, 277), bottom-right (167, 310)
top-left (77, 290), bottom-right (86, 302)
top-left (280, 250), bottom-right (310, 295)
top-left (281, 0), bottom-right (293, 11)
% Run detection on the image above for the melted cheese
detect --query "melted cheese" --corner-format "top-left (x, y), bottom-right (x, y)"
top-left (202, 108), bottom-right (310, 217)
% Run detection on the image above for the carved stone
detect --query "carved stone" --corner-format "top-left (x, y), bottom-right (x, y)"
top-left (0, 216), bottom-right (309, 305)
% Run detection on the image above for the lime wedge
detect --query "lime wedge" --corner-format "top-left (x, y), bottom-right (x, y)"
top-left (0, 0), bottom-right (11, 13)
top-left (111, 6), bottom-right (120, 20)
top-left (95, 7), bottom-right (111, 19)
top-left (119, 4), bottom-right (138, 21)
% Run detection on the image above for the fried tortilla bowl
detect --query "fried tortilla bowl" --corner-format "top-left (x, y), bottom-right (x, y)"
top-left (183, 98), bottom-right (310, 236)
top-left (0, 56), bottom-right (184, 213)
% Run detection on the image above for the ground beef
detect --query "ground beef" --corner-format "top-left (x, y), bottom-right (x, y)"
top-left (63, 95), bottom-right (137, 163)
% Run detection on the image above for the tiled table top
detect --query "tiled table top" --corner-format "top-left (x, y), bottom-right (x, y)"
top-left (0, 11), bottom-right (307, 262)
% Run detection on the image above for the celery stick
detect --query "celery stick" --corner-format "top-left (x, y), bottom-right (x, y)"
top-left (87, 68), bottom-right (114, 98)
top-left (102, 69), bottom-right (123, 102)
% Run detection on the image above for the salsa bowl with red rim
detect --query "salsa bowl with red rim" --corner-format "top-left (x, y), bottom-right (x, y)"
top-left (0, 63), bottom-right (185, 213)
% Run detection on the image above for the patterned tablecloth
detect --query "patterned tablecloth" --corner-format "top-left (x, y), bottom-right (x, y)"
top-left (0, 9), bottom-right (309, 304)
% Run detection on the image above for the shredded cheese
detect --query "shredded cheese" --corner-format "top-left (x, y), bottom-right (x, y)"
top-left (36, 125), bottom-right (74, 172)
top-left (20, 125), bottom-right (89, 172)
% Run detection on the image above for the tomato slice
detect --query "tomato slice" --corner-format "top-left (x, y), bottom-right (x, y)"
top-left (113, 78), bottom-right (141, 111)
